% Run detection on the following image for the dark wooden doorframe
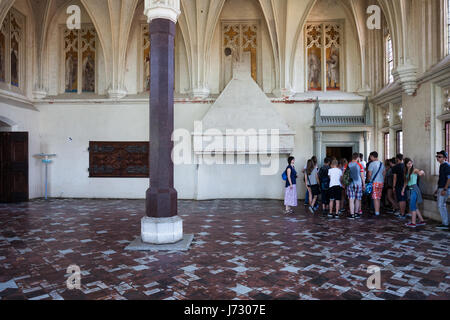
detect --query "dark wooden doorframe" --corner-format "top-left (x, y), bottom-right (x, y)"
top-left (0, 132), bottom-right (29, 203)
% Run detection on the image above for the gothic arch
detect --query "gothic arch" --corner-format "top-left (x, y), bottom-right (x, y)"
top-left (289, 0), bottom-right (366, 93)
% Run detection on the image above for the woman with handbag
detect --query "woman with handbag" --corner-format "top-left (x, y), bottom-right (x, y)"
top-left (284, 157), bottom-right (298, 214)
top-left (401, 158), bottom-right (426, 228)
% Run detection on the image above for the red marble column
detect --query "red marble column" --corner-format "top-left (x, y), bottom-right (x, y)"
top-left (146, 19), bottom-right (177, 219)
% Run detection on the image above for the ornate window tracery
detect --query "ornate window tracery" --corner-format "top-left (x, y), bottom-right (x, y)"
top-left (0, 8), bottom-right (24, 90)
top-left (63, 25), bottom-right (96, 93)
top-left (305, 22), bottom-right (342, 92)
top-left (222, 22), bottom-right (259, 88)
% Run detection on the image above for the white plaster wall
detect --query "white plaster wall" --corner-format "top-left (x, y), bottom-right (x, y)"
top-left (33, 99), bottom-right (334, 200)
top-left (0, 102), bottom-right (42, 199)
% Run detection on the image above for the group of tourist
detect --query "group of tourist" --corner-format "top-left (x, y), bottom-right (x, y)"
top-left (283, 150), bottom-right (450, 230)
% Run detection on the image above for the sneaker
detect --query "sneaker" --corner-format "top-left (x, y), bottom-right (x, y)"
top-left (327, 213), bottom-right (333, 218)
top-left (355, 214), bottom-right (362, 219)
top-left (398, 215), bottom-right (407, 220)
top-left (308, 206), bottom-right (315, 214)
top-left (405, 222), bottom-right (416, 228)
top-left (348, 215), bottom-right (356, 220)
top-left (393, 211), bottom-right (400, 216)
top-left (416, 221), bottom-right (426, 227)
top-left (436, 224), bottom-right (449, 230)
top-left (334, 214), bottom-right (339, 219)
top-left (375, 212), bottom-right (380, 216)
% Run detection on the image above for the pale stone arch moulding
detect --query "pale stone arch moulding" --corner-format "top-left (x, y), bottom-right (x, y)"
top-left (0, 115), bottom-right (19, 131)
top-left (179, 0), bottom-right (227, 99)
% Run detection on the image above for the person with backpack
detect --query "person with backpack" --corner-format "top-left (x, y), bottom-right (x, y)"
top-left (435, 150), bottom-right (450, 230)
top-left (339, 158), bottom-right (348, 214)
top-left (345, 153), bottom-right (365, 219)
top-left (283, 156), bottom-right (298, 214)
top-left (367, 151), bottom-right (385, 216)
top-left (319, 157), bottom-right (331, 213)
top-left (305, 159), bottom-right (320, 214)
top-left (401, 158), bottom-right (426, 228)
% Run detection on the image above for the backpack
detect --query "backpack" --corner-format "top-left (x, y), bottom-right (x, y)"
top-left (282, 170), bottom-right (287, 181)
top-left (342, 166), bottom-right (353, 187)
top-left (319, 166), bottom-right (330, 190)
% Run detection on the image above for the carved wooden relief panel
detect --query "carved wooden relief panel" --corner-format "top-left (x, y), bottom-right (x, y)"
top-left (89, 142), bottom-right (149, 178)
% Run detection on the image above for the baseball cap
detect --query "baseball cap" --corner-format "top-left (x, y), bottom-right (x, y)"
top-left (436, 150), bottom-right (448, 158)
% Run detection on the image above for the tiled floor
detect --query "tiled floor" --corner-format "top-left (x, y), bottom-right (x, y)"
top-left (0, 199), bottom-right (449, 300)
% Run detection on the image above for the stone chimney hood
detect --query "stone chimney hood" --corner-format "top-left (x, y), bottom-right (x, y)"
top-left (193, 52), bottom-right (295, 155)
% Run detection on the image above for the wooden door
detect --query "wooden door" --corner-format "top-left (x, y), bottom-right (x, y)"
top-left (0, 132), bottom-right (29, 203)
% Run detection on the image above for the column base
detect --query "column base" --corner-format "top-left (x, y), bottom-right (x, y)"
top-left (141, 215), bottom-right (183, 244)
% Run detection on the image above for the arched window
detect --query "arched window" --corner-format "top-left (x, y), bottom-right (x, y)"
top-left (305, 22), bottom-right (342, 92)
top-left (385, 34), bottom-right (394, 84)
top-left (0, 8), bottom-right (24, 91)
top-left (62, 25), bottom-right (96, 93)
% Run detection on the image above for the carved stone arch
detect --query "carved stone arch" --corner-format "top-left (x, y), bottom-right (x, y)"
top-left (202, 0), bottom-right (226, 89)
top-left (289, 0), bottom-right (367, 93)
top-left (177, 7), bottom-right (193, 92)
top-left (78, 0), bottom-right (111, 82)
top-left (43, 0), bottom-right (107, 95)
top-left (376, 0), bottom-right (402, 67)
top-left (288, 0), bottom-right (318, 91)
top-left (0, 0), bottom-right (15, 27)
top-left (257, 0), bottom-right (281, 90)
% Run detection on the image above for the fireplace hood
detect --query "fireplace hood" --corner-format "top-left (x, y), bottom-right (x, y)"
top-left (193, 53), bottom-right (295, 155)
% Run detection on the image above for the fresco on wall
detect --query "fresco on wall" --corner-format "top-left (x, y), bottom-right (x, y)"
top-left (9, 11), bottom-right (22, 88)
top-left (325, 24), bottom-right (340, 90)
top-left (306, 24), bottom-right (322, 91)
top-left (223, 23), bottom-right (258, 84)
top-left (65, 29), bottom-right (78, 92)
top-left (81, 27), bottom-right (96, 93)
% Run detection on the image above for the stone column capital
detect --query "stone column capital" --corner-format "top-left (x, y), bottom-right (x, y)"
top-left (392, 62), bottom-right (418, 96)
top-left (144, 0), bottom-right (181, 24)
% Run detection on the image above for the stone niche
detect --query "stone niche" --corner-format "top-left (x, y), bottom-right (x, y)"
top-left (192, 52), bottom-right (295, 200)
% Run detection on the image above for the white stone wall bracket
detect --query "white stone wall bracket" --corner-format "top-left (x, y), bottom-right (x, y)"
top-left (392, 63), bottom-right (418, 96)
